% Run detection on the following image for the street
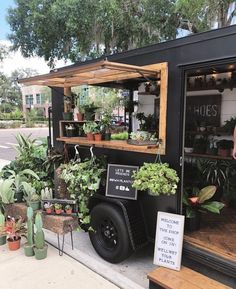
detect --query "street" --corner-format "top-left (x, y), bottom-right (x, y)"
top-left (0, 127), bottom-right (49, 161)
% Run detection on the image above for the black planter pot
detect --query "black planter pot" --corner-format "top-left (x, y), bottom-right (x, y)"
top-left (185, 211), bottom-right (201, 232)
top-left (15, 191), bottom-right (23, 203)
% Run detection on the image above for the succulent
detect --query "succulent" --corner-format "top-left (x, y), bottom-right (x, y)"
top-left (41, 187), bottom-right (53, 199)
top-left (65, 204), bottom-right (72, 210)
top-left (54, 203), bottom-right (62, 210)
top-left (30, 194), bottom-right (41, 202)
top-left (26, 207), bottom-right (34, 246)
top-left (44, 202), bottom-right (53, 209)
top-left (34, 213), bottom-right (45, 249)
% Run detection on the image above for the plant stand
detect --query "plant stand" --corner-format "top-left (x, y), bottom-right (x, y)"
top-left (57, 224), bottom-right (74, 256)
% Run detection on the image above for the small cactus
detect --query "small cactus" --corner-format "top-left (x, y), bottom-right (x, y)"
top-left (34, 212), bottom-right (45, 249)
top-left (26, 207), bottom-right (34, 246)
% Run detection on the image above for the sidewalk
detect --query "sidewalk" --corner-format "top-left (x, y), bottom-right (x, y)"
top-left (0, 159), bottom-right (10, 170)
top-left (0, 242), bottom-right (119, 289)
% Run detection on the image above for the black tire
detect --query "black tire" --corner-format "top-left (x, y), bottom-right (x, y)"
top-left (89, 202), bottom-right (133, 263)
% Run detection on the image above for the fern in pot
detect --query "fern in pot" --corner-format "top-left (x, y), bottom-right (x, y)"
top-left (132, 162), bottom-right (179, 196)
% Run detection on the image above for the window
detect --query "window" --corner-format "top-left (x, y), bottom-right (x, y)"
top-left (36, 94), bottom-right (41, 104)
top-left (25, 94), bottom-right (33, 105)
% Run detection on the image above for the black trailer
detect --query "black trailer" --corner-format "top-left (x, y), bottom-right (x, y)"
top-left (19, 25), bottom-right (236, 278)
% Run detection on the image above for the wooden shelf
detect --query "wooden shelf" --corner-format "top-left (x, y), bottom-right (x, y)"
top-left (56, 137), bottom-right (164, 155)
top-left (185, 152), bottom-right (234, 160)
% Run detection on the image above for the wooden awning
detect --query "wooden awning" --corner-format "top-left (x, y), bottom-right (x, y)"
top-left (18, 59), bottom-right (162, 87)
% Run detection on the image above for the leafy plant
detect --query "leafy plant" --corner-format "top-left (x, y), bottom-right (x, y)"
top-left (136, 113), bottom-right (157, 131)
top-left (130, 131), bottom-right (157, 141)
top-left (111, 131), bottom-right (129, 140)
top-left (183, 185), bottom-right (225, 218)
top-left (132, 162), bottom-right (179, 196)
top-left (60, 157), bottom-right (105, 227)
top-left (223, 116), bottom-right (236, 134)
top-left (83, 121), bottom-right (98, 134)
top-left (54, 203), bottom-right (62, 210)
top-left (0, 179), bottom-right (15, 205)
top-left (44, 202), bottom-right (53, 209)
top-left (5, 216), bottom-right (26, 241)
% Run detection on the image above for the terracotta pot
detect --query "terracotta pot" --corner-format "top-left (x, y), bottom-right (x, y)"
top-left (46, 208), bottom-right (52, 214)
top-left (218, 148), bottom-right (230, 157)
top-left (55, 209), bottom-right (62, 215)
top-left (7, 237), bottom-right (21, 251)
top-left (77, 113), bottom-right (84, 121)
top-left (87, 133), bottom-right (94, 141)
top-left (66, 209), bottom-right (72, 214)
top-left (94, 133), bottom-right (102, 141)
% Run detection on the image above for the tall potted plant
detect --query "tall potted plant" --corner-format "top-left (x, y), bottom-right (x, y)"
top-left (33, 212), bottom-right (48, 260)
top-left (24, 207), bottom-right (34, 256)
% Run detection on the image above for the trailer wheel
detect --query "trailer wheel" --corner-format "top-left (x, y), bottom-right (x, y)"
top-left (89, 202), bottom-right (132, 263)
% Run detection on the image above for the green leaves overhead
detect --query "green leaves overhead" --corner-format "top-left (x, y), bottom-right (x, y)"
top-left (7, 0), bottom-right (177, 66)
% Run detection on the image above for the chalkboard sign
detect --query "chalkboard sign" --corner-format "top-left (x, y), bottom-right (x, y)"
top-left (106, 164), bottom-right (138, 200)
top-left (154, 212), bottom-right (185, 271)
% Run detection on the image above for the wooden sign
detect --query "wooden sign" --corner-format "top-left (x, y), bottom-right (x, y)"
top-left (106, 164), bottom-right (138, 200)
top-left (186, 94), bottom-right (221, 127)
top-left (154, 212), bottom-right (185, 271)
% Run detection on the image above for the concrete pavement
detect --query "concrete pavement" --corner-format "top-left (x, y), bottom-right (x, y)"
top-left (0, 242), bottom-right (119, 289)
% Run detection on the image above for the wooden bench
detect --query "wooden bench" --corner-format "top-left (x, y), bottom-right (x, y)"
top-left (147, 266), bottom-right (233, 289)
top-left (5, 203), bottom-right (78, 255)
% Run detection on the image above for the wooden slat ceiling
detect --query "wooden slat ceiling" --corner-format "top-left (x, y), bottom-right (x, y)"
top-left (18, 60), bottom-right (161, 87)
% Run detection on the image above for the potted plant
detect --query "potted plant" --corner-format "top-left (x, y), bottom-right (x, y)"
top-left (33, 212), bottom-right (48, 260)
top-left (223, 116), bottom-right (236, 134)
top-left (6, 169), bottom-right (40, 203)
top-left (65, 124), bottom-right (76, 137)
top-left (0, 210), bottom-right (6, 246)
top-left (83, 102), bottom-right (99, 121)
top-left (217, 139), bottom-right (234, 157)
top-left (5, 216), bottom-right (26, 251)
top-left (93, 125), bottom-right (102, 141)
top-left (132, 162), bottom-right (179, 196)
top-left (183, 185), bottom-right (225, 231)
top-left (76, 96), bottom-right (85, 121)
top-left (63, 95), bottom-right (73, 120)
top-left (100, 111), bottom-right (112, 140)
top-left (128, 131), bottom-right (157, 145)
top-left (44, 202), bottom-right (53, 214)
top-left (24, 207), bottom-right (34, 256)
top-left (83, 121), bottom-right (97, 141)
top-left (22, 182), bottom-right (41, 210)
top-left (65, 204), bottom-right (72, 214)
top-left (54, 203), bottom-right (63, 214)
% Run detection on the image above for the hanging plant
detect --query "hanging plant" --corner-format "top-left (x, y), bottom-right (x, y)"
top-left (60, 157), bottom-right (106, 228)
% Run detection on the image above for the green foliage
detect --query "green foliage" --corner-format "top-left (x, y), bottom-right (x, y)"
top-left (175, 0), bottom-right (235, 32)
top-left (26, 207), bottom-right (34, 246)
top-left (0, 179), bottom-right (15, 204)
top-left (1, 134), bottom-right (54, 190)
top-left (34, 213), bottom-right (45, 249)
top-left (132, 162), bottom-right (179, 196)
top-left (111, 132), bottom-right (129, 140)
top-left (223, 116), bottom-right (236, 134)
top-left (83, 121), bottom-right (98, 134)
top-left (183, 186), bottom-right (225, 218)
top-left (60, 158), bottom-right (106, 226)
top-left (54, 203), bottom-right (62, 210)
top-left (7, 0), bottom-right (177, 66)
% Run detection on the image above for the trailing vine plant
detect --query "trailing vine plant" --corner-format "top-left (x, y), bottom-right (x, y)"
top-left (60, 157), bottom-right (106, 227)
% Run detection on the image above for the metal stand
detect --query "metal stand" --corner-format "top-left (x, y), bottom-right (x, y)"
top-left (57, 225), bottom-right (74, 256)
